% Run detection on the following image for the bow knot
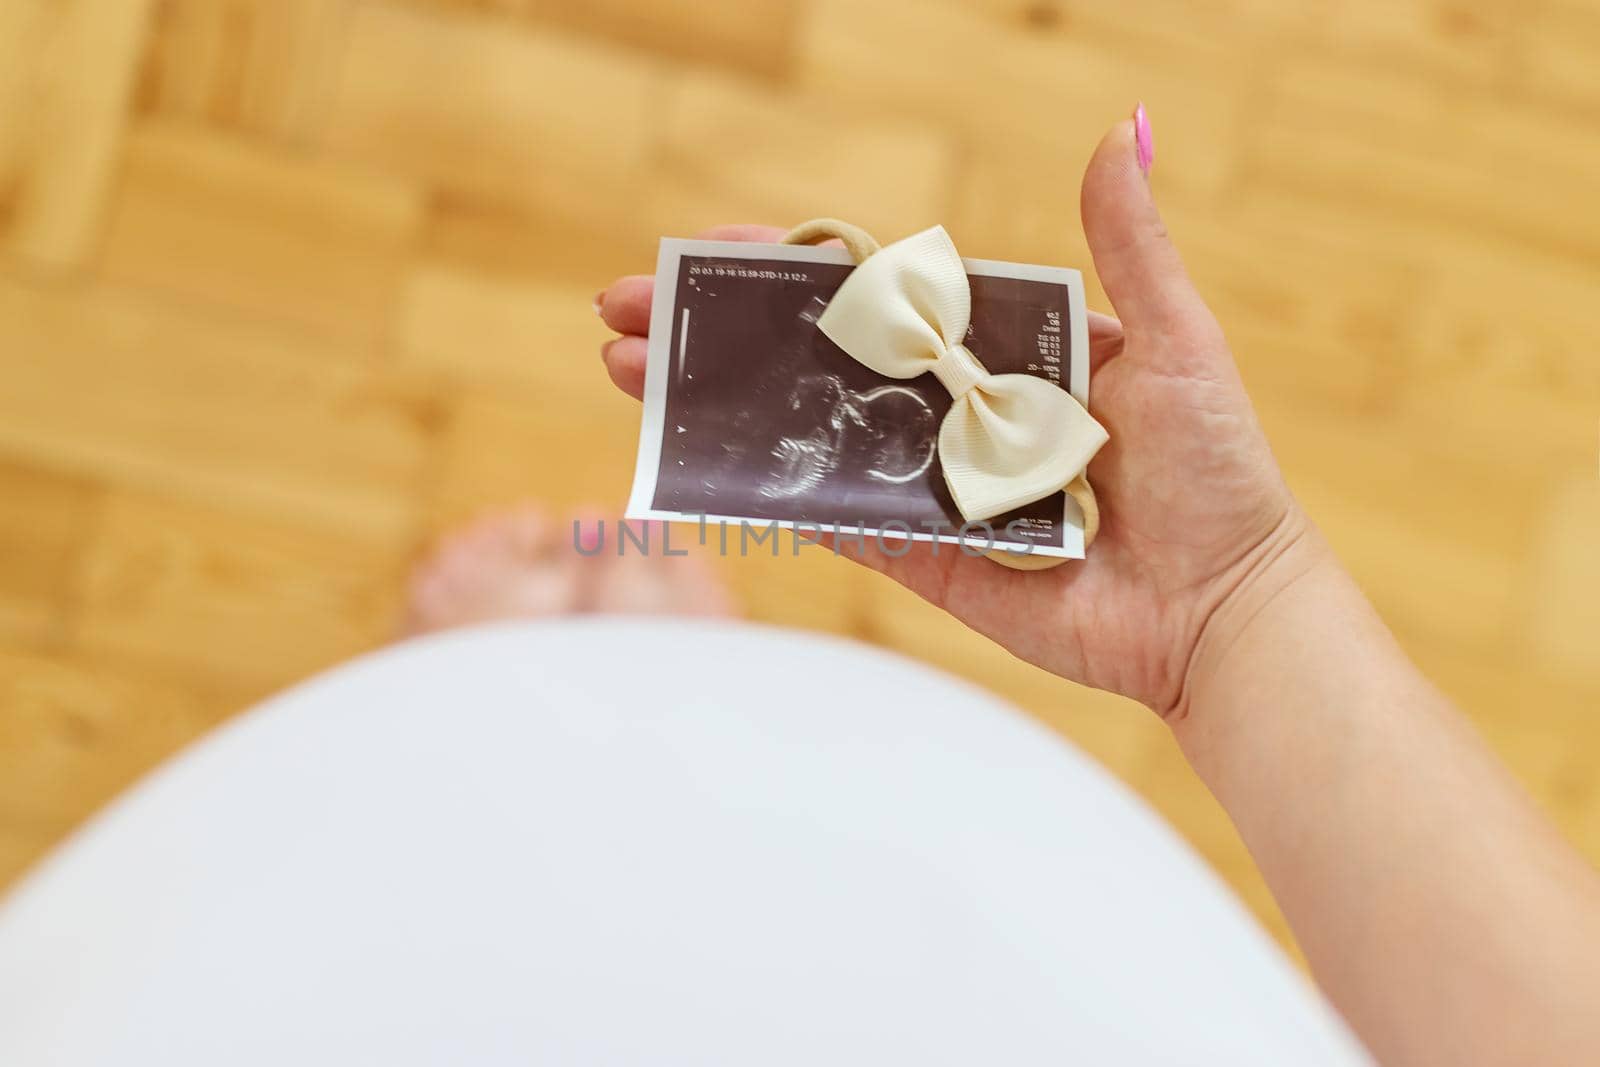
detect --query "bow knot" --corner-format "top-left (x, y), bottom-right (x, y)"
top-left (813, 225), bottom-right (1108, 523)
top-left (931, 343), bottom-right (986, 399)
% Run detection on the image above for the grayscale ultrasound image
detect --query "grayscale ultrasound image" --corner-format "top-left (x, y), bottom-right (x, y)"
top-left (651, 254), bottom-right (1077, 549)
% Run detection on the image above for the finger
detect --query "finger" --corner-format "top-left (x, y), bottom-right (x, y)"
top-left (598, 225), bottom-right (790, 334)
top-left (1086, 308), bottom-right (1125, 367)
top-left (826, 530), bottom-right (1035, 619)
top-left (825, 531), bottom-right (961, 598)
top-left (1080, 108), bottom-right (1217, 347)
top-left (831, 533), bottom-right (1096, 686)
top-left (693, 223), bottom-right (788, 243)
top-left (601, 336), bottom-right (647, 400)
top-left (598, 275), bottom-right (653, 336)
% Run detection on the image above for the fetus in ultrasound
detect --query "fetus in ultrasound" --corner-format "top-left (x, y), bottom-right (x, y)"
top-left (755, 369), bottom-right (938, 505)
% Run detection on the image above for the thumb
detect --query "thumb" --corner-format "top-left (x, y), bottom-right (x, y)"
top-left (1080, 106), bottom-right (1213, 340)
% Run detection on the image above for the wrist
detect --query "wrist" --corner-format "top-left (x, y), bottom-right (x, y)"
top-left (1165, 506), bottom-right (1348, 728)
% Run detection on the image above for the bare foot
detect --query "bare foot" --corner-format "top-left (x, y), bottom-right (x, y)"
top-left (403, 508), bottom-right (736, 637)
top-left (584, 519), bottom-right (737, 618)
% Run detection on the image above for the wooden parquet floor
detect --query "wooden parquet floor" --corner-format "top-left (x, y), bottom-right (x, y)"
top-left (2, 0), bottom-right (1598, 956)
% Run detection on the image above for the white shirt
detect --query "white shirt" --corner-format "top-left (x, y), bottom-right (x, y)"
top-left (0, 620), bottom-right (1370, 1065)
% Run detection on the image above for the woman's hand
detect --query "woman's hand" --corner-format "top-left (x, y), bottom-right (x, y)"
top-left (597, 119), bottom-right (1325, 717)
top-left (602, 132), bottom-right (1600, 1060)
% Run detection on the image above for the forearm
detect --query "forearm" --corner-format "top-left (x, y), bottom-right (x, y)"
top-left (1173, 528), bottom-right (1600, 1067)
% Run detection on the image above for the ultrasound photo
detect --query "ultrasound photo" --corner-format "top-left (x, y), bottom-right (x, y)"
top-left (626, 237), bottom-right (1090, 558)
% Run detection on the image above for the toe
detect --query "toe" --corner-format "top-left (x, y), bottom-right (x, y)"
top-left (586, 521), bottom-right (738, 618)
top-left (491, 504), bottom-right (553, 558)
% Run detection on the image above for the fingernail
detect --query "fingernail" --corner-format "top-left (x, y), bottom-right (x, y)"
top-left (1133, 102), bottom-right (1154, 176)
top-left (593, 290), bottom-right (606, 317)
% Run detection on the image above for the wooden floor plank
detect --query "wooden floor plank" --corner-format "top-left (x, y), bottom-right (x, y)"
top-left (1523, 479), bottom-right (1600, 687)
top-left (102, 119), bottom-right (423, 348)
top-left (1248, 55), bottom-right (1600, 266)
top-left (74, 489), bottom-right (409, 692)
top-left (0, 279), bottom-right (434, 541)
top-left (401, 0), bottom-right (802, 81)
top-left (398, 264), bottom-right (612, 396)
top-left (0, 459), bottom-right (104, 648)
top-left (0, 0), bottom-right (153, 272)
top-left (795, 0), bottom-right (1248, 204)
top-left (137, 0), bottom-right (356, 144)
top-left (425, 386), bottom-right (642, 530)
top-left (0, 643), bottom-right (228, 886)
top-left (319, 2), bottom-right (659, 210)
top-left (645, 70), bottom-right (957, 240)
top-left (1511, 0), bottom-right (1600, 114)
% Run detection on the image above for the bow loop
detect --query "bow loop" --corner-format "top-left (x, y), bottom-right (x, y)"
top-left (814, 224), bottom-right (1108, 525)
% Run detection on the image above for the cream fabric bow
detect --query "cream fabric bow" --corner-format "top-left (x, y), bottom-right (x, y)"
top-left (812, 224), bottom-right (1108, 524)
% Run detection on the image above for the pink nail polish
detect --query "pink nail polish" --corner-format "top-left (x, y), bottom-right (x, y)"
top-left (1133, 102), bottom-right (1154, 176)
